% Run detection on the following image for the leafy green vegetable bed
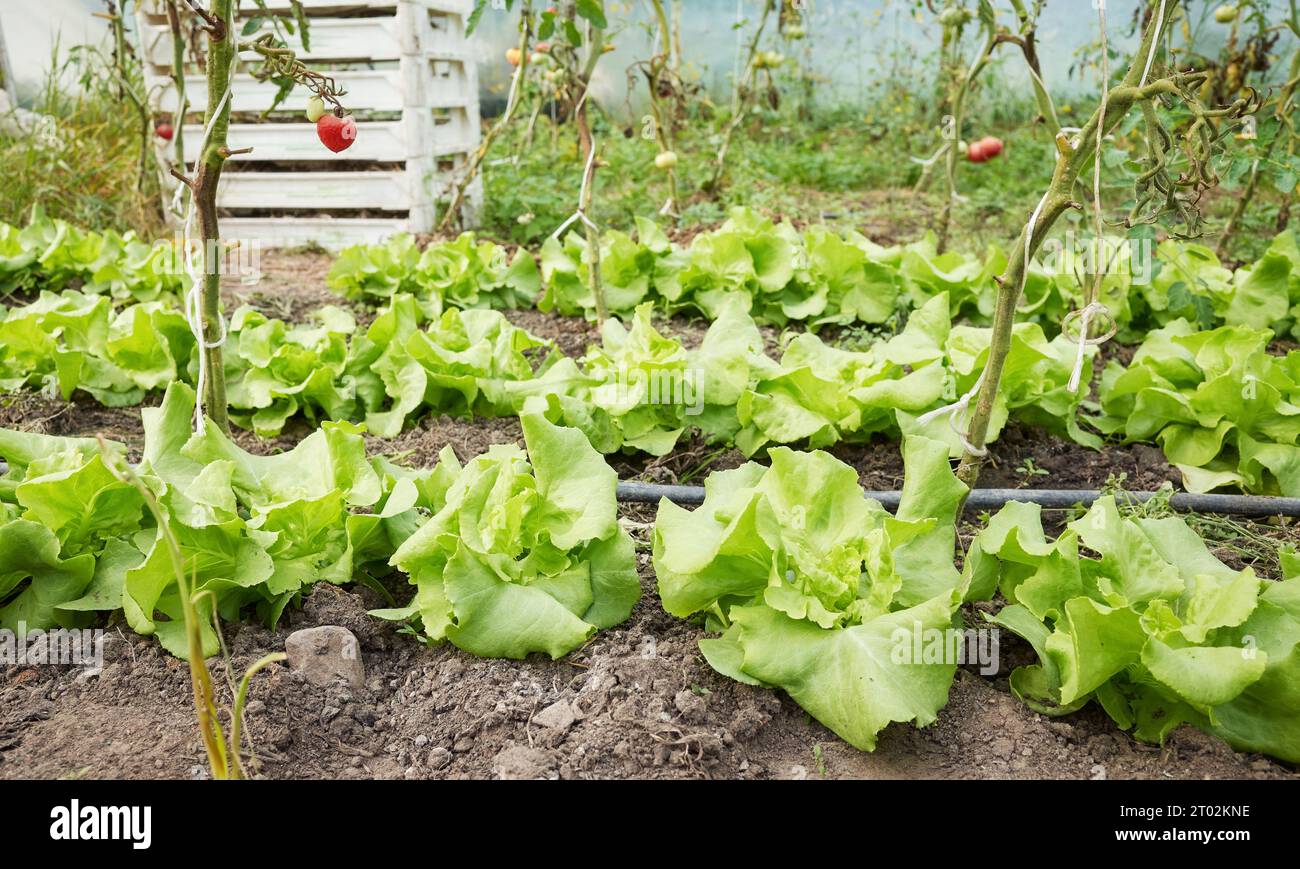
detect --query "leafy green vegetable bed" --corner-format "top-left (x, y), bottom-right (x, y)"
top-left (0, 383), bottom-right (638, 661)
top-left (3, 387), bottom-right (1298, 763)
top-left (653, 437), bottom-right (1300, 762)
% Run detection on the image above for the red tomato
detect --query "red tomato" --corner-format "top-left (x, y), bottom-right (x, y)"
top-left (156, 123), bottom-right (174, 141)
top-left (317, 114), bottom-right (358, 153)
top-left (979, 136), bottom-right (1004, 159)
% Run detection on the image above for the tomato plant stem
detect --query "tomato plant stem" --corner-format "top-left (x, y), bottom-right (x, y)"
top-left (440, 9), bottom-right (534, 233)
top-left (647, 0), bottom-right (678, 216)
top-left (192, 0), bottom-right (234, 434)
top-left (708, 0), bottom-right (774, 193)
top-left (957, 0), bottom-right (1187, 490)
top-left (165, 0), bottom-right (188, 170)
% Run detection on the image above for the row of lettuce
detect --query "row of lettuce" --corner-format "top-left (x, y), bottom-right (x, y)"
top-left (5, 209), bottom-right (1300, 496)
top-left (0, 383), bottom-right (639, 661)
top-left (0, 209), bottom-right (186, 302)
top-left (8, 279), bottom-right (1300, 496)
top-left (3, 396), bottom-right (1297, 763)
top-left (0, 283), bottom-right (1092, 448)
top-left (326, 209), bottom-right (1300, 340)
top-left (6, 207), bottom-right (1300, 341)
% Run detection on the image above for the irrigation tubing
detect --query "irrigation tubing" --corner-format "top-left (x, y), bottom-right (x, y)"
top-left (615, 480), bottom-right (1300, 517)
top-left (4, 460), bottom-right (1300, 517)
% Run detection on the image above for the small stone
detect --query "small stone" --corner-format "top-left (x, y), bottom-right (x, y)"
top-left (244, 700), bottom-right (266, 717)
top-left (493, 744), bottom-right (555, 780)
top-left (428, 748), bottom-right (452, 770)
top-left (673, 689), bottom-right (706, 723)
top-left (1048, 722), bottom-right (1075, 740)
top-left (284, 626), bottom-right (364, 689)
top-left (533, 700), bottom-right (576, 733)
top-left (1090, 763), bottom-right (1107, 781)
top-left (413, 734), bottom-right (429, 748)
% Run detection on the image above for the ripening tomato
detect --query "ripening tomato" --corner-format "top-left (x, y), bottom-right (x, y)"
top-left (306, 95), bottom-right (327, 123)
top-left (1214, 5), bottom-right (1239, 23)
top-left (978, 136), bottom-right (1004, 159)
top-left (318, 114), bottom-right (358, 153)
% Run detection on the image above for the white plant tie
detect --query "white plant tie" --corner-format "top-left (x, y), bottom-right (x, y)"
top-left (550, 146), bottom-right (600, 241)
top-left (1063, 0), bottom-right (1117, 397)
top-left (180, 3), bottom-right (238, 435)
top-left (1064, 300), bottom-right (1115, 393)
top-left (918, 370), bottom-right (988, 457)
top-left (909, 142), bottom-right (949, 167)
top-left (1139, 0), bottom-right (1167, 88)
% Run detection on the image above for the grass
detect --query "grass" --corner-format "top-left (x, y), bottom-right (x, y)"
top-left (0, 44), bottom-right (165, 239)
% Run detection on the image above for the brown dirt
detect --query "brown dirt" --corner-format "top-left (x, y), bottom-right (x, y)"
top-left (222, 250), bottom-right (344, 326)
top-left (2, 556), bottom-right (1293, 781)
top-left (4, 252), bottom-right (1298, 781)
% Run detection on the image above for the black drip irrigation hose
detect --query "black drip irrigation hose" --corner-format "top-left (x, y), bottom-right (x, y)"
top-left (615, 480), bottom-right (1300, 517)
top-left (4, 460), bottom-right (1299, 517)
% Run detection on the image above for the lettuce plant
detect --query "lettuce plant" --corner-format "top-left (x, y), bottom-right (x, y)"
top-left (346, 294), bottom-right (559, 439)
top-left (970, 497), bottom-right (1300, 763)
top-left (0, 382), bottom-right (429, 655)
top-left (0, 290), bottom-right (194, 405)
top-left (1096, 318), bottom-right (1300, 495)
top-left (0, 210), bottom-right (185, 302)
top-left (516, 298), bottom-right (769, 456)
top-left (329, 232), bottom-right (540, 317)
top-left (653, 436), bottom-right (970, 750)
top-left (225, 304), bottom-right (358, 436)
top-left (380, 412), bottom-right (640, 659)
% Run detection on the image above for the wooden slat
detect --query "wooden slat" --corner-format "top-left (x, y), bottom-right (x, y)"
top-left (182, 121), bottom-right (407, 163)
top-left (219, 217), bottom-right (411, 250)
top-left (156, 69), bottom-right (471, 114)
top-left (182, 120), bottom-right (473, 162)
top-left (218, 171), bottom-right (411, 210)
top-left (139, 0), bottom-right (471, 19)
top-left (160, 71), bottom-right (404, 113)
top-left (142, 17), bottom-right (474, 67)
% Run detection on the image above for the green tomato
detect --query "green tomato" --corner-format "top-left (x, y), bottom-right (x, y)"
top-left (654, 150), bottom-right (678, 170)
top-left (1214, 4), bottom-right (1239, 23)
top-left (306, 95), bottom-right (327, 123)
top-left (939, 7), bottom-right (972, 28)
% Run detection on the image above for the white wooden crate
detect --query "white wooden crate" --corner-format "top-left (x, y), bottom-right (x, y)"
top-left (138, 0), bottom-right (472, 20)
top-left (140, 0), bottom-right (482, 248)
top-left (140, 17), bottom-right (474, 69)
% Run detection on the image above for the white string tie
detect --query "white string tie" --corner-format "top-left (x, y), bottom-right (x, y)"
top-left (918, 370), bottom-right (988, 457)
top-left (179, 4), bottom-right (238, 435)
